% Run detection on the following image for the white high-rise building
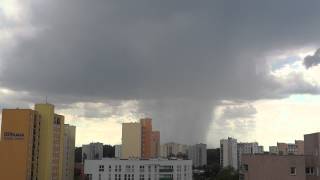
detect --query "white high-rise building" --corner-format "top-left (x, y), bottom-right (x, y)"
top-left (115, 145), bottom-right (122, 158)
top-left (82, 142), bottom-right (104, 162)
top-left (220, 137), bottom-right (238, 170)
top-left (188, 144), bottom-right (207, 167)
top-left (84, 158), bottom-right (192, 180)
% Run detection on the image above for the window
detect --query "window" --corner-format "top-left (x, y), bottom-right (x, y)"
top-left (290, 167), bottom-right (296, 176)
top-left (243, 164), bottom-right (249, 171)
top-left (140, 165), bottom-right (145, 172)
top-left (99, 174), bottom-right (101, 180)
top-left (99, 165), bottom-right (104, 172)
top-left (306, 167), bottom-right (315, 175)
top-left (139, 174), bottom-right (145, 180)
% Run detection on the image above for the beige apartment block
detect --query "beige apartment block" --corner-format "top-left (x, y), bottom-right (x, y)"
top-left (121, 122), bottom-right (142, 159)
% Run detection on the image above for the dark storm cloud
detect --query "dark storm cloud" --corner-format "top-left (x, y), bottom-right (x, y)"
top-left (1, 0), bottom-right (320, 143)
top-left (304, 49), bottom-right (320, 69)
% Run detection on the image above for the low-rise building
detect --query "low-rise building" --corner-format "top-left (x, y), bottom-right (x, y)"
top-left (240, 154), bottom-right (306, 180)
top-left (84, 158), bottom-right (192, 180)
top-left (276, 141), bottom-right (304, 155)
top-left (269, 146), bottom-right (279, 154)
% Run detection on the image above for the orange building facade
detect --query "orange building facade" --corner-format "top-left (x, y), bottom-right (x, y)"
top-left (0, 109), bottom-right (41, 180)
top-left (140, 118), bottom-right (152, 159)
top-left (151, 131), bottom-right (160, 158)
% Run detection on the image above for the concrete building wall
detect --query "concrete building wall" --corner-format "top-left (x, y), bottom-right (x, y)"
top-left (121, 123), bottom-right (142, 159)
top-left (84, 159), bottom-right (193, 180)
top-left (0, 109), bottom-right (41, 180)
top-left (63, 125), bottom-right (76, 180)
top-left (240, 155), bottom-right (306, 180)
top-left (161, 143), bottom-right (189, 158)
top-left (53, 114), bottom-right (65, 180)
top-left (36, 104), bottom-right (65, 180)
top-left (304, 133), bottom-right (320, 180)
top-left (82, 143), bottom-right (103, 162)
top-left (188, 144), bottom-right (207, 167)
top-left (237, 142), bottom-right (260, 169)
top-left (277, 143), bottom-right (288, 155)
top-left (269, 146), bottom-right (279, 154)
top-left (220, 138), bottom-right (238, 170)
top-left (36, 103), bottom-right (55, 180)
top-left (295, 140), bottom-right (304, 155)
top-left (141, 118), bottom-right (152, 159)
top-left (151, 131), bottom-right (160, 158)
top-left (115, 145), bottom-right (122, 158)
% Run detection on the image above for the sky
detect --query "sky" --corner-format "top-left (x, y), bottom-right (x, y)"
top-left (1, 0), bottom-right (320, 148)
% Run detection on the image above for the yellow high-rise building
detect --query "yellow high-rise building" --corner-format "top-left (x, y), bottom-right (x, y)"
top-left (121, 122), bottom-right (142, 159)
top-left (35, 103), bottom-right (65, 180)
top-left (0, 109), bottom-right (41, 180)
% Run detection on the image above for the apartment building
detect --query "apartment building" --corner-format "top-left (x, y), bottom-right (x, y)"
top-left (240, 154), bottom-right (306, 180)
top-left (188, 144), bottom-right (207, 167)
top-left (239, 132), bottom-right (320, 180)
top-left (161, 143), bottom-right (189, 158)
top-left (63, 124), bottom-right (76, 180)
top-left (121, 123), bottom-right (142, 159)
top-left (84, 158), bottom-right (192, 180)
top-left (82, 142), bottom-right (104, 162)
top-left (0, 109), bottom-right (41, 180)
top-left (35, 103), bottom-right (65, 180)
top-left (220, 137), bottom-right (238, 170)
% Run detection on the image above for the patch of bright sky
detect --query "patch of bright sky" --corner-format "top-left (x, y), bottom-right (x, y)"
top-left (208, 94), bottom-right (320, 149)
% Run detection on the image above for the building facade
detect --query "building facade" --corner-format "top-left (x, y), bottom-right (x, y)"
top-left (84, 158), bottom-right (193, 180)
top-left (276, 141), bottom-right (304, 155)
top-left (269, 146), bottom-right (279, 154)
top-left (161, 143), bottom-right (189, 158)
top-left (82, 143), bottom-right (104, 162)
top-left (220, 137), bottom-right (238, 170)
top-left (240, 154), bottom-right (306, 180)
top-left (35, 103), bottom-right (65, 180)
top-left (141, 118), bottom-right (152, 159)
top-left (0, 109), bottom-right (41, 180)
top-left (115, 145), bottom-right (122, 158)
top-left (188, 144), bottom-right (207, 167)
top-left (304, 133), bottom-right (320, 180)
top-left (151, 131), bottom-right (160, 158)
top-left (237, 142), bottom-right (261, 168)
top-left (63, 124), bottom-right (76, 180)
top-left (121, 123), bottom-right (142, 159)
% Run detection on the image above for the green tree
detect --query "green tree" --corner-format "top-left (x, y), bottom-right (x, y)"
top-left (213, 166), bottom-right (239, 180)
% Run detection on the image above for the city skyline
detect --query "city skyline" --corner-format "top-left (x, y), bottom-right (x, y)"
top-left (2, 0), bottom-right (320, 148)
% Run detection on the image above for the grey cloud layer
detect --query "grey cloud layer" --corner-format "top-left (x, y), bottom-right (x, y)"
top-left (304, 48), bottom-right (320, 69)
top-left (1, 0), bottom-right (320, 144)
